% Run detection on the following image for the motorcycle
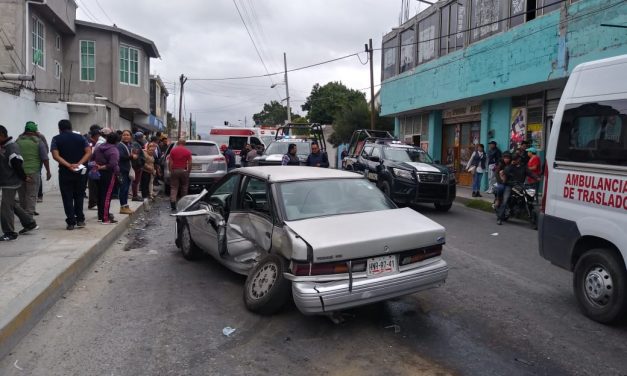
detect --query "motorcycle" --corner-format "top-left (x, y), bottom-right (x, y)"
top-left (493, 182), bottom-right (538, 229)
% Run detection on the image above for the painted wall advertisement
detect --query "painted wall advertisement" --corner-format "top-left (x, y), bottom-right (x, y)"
top-left (510, 107), bottom-right (527, 150)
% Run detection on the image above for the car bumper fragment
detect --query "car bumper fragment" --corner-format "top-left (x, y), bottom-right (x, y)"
top-left (291, 258), bottom-right (448, 314)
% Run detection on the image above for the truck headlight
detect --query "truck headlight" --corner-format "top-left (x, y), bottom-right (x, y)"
top-left (392, 168), bottom-right (414, 180)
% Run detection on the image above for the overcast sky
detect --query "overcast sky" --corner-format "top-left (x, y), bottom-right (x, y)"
top-left (76, 0), bottom-right (427, 132)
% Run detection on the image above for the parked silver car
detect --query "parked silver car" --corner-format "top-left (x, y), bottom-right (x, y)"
top-left (164, 140), bottom-right (227, 192)
top-left (173, 166), bottom-right (448, 315)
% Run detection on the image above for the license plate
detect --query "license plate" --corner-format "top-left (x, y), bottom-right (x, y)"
top-left (367, 255), bottom-right (397, 277)
top-left (191, 163), bottom-right (202, 171)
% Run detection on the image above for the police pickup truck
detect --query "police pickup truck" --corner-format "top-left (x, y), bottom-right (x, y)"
top-left (352, 140), bottom-right (456, 211)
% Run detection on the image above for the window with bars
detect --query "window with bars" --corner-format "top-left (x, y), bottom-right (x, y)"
top-left (80, 40), bottom-right (95, 81)
top-left (32, 17), bottom-right (45, 68)
top-left (120, 45), bottom-right (140, 86)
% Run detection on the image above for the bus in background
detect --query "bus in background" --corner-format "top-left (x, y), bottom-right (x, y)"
top-left (208, 127), bottom-right (276, 166)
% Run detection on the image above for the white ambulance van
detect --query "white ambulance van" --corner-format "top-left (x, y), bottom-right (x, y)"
top-left (539, 54), bottom-right (627, 324)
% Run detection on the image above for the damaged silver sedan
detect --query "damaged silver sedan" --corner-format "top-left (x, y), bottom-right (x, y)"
top-left (173, 166), bottom-right (448, 315)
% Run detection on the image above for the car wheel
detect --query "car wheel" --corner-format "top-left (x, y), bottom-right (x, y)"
top-left (573, 248), bottom-right (627, 324)
top-left (244, 254), bottom-right (291, 315)
top-left (380, 180), bottom-right (392, 198)
top-left (180, 221), bottom-right (202, 261)
top-left (434, 202), bottom-right (452, 212)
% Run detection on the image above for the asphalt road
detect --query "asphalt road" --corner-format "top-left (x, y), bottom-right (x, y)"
top-left (1, 198), bottom-right (626, 376)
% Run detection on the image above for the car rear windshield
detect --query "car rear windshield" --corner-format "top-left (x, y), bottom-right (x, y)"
top-left (186, 143), bottom-right (219, 156)
top-left (265, 141), bottom-right (311, 156)
top-left (383, 147), bottom-right (433, 163)
top-left (278, 178), bottom-right (394, 221)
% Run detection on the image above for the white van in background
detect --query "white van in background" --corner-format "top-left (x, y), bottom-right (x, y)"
top-left (539, 54), bottom-right (627, 324)
top-left (207, 127), bottom-right (276, 166)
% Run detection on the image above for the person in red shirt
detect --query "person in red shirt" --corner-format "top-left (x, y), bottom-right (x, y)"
top-left (526, 146), bottom-right (541, 191)
top-left (167, 138), bottom-right (192, 211)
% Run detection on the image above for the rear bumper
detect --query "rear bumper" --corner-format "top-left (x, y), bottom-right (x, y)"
top-left (291, 258), bottom-right (448, 314)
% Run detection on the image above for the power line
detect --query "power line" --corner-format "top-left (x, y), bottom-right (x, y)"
top-left (91, 0), bottom-right (115, 25)
top-left (188, 51), bottom-right (360, 81)
top-left (232, 0), bottom-right (281, 101)
top-left (77, 0), bottom-right (100, 22)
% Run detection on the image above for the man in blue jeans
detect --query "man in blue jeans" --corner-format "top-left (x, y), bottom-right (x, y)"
top-left (51, 120), bottom-right (92, 230)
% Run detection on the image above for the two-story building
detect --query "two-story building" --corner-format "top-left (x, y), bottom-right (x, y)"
top-left (379, 0), bottom-right (627, 187)
top-left (0, 0), bottom-right (161, 136)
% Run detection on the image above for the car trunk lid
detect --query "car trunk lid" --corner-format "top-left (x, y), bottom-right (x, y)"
top-left (284, 208), bottom-right (445, 262)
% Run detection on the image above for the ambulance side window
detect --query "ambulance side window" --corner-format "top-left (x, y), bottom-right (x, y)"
top-left (556, 100), bottom-right (627, 166)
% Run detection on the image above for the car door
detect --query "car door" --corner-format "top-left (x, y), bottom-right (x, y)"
top-left (223, 176), bottom-right (274, 263)
top-left (366, 146), bottom-right (382, 182)
top-left (189, 173), bottom-right (240, 258)
top-left (355, 145), bottom-right (373, 174)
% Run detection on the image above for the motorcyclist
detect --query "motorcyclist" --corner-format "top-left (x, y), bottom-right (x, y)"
top-left (493, 151), bottom-right (512, 210)
top-left (496, 153), bottom-right (540, 225)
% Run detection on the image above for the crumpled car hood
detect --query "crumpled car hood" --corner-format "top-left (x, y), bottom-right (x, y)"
top-left (284, 207), bottom-right (445, 262)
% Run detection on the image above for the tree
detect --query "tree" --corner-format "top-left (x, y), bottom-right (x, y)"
top-left (327, 99), bottom-right (370, 147)
top-left (301, 82), bottom-right (366, 125)
top-left (253, 101), bottom-right (293, 126)
top-left (166, 111), bottom-right (177, 136)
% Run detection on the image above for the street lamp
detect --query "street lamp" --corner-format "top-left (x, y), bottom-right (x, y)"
top-left (269, 52), bottom-right (291, 124)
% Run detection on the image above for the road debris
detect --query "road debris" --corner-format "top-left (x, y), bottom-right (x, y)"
top-left (222, 327), bottom-right (236, 337)
top-left (14, 359), bottom-right (23, 370)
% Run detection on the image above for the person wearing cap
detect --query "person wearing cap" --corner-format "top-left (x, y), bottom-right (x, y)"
top-left (16, 121), bottom-right (52, 218)
top-left (220, 144), bottom-right (236, 171)
top-left (0, 125), bottom-right (39, 241)
top-left (51, 119), bottom-right (92, 230)
top-left (486, 141), bottom-right (502, 194)
top-left (526, 146), bottom-right (541, 191)
top-left (168, 138), bottom-right (192, 211)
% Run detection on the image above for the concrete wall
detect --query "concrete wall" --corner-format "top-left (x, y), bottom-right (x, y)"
top-left (0, 0), bottom-right (25, 76)
top-left (0, 90), bottom-right (68, 192)
top-left (380, 0), bottom-right (627, 117)
top-left (30, 7), bottom-right (66, 92)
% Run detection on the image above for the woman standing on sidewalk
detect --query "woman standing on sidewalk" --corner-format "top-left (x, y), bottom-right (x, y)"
top-left (140, 142), bottom-right (157, 200)
top-left (466, 143), bottom-right (486, 197)
top-left (117, 130), bottom-right (135, 215)
top-left (92, 131), bottom-right (120, 224)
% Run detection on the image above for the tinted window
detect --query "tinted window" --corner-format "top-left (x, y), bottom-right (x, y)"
top-left (556, 100), bottom-right (627, 166)
top-left (265, 141), bottom-right (311, 156)
top-left (279, 179), bottom-right (394, 221)
top-left (186, 143), bottom-right (219, 156)
top-left (384, 147), bottom-right (433, 163)
top-left (229, 136), bottom-right (248, 151)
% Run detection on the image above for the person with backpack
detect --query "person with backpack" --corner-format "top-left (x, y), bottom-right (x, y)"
top-left (0, 125), bottom-right (39, 241)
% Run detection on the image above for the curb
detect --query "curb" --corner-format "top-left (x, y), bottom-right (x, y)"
top-left (0, 202), bottom-right (146, 360)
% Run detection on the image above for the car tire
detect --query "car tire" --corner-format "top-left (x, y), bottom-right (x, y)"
top-left (244, 254), bottom-right (291, 315)
top-left (380, 180), bottom-right (392, 198)
top-left (434, 202), bottom-right (452, 212)
top-left (573, 248), bottom-right (627, 324)
top-left (180, 221), bottom-right (202, 261)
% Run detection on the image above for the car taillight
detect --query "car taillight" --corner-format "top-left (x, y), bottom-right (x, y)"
top-left (291, 260), bottom-right (367, 276)
top-left (541, 165), bottom-right (549, 213)
top-left (399, 244), bottom-right (443, 266)
top-left (213, 157), bottom-right (225, 164)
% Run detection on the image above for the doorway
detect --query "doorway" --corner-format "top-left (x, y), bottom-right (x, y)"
top-left (442, 122), bottom-right (481, 186)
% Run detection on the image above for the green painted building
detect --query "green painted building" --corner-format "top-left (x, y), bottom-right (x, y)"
top-left (380, 0), bottom-right (627, 187)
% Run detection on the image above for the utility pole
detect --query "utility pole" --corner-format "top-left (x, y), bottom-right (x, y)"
top-left (367, 39), bottom-right (376, 130)
top-left (177, 74), bottom-right (187, 139)
top-left (189, 113), bottom-right (193, 140)
top-left (283, 52), bottom-right (291, 123)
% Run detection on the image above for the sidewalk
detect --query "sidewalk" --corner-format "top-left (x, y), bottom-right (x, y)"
top-left (455, 185), bottom-right (494, 206)
top-left (0, 190), bottom-right (145, 360)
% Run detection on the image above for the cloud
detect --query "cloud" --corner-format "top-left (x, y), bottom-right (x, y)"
top-left (76, 0), bottom-right (406, 131)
